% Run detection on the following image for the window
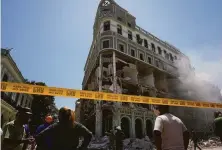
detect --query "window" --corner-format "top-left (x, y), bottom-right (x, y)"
top-left (104, 21), bottom-right (110, 31)
top-left (151, 43), bottom-right (155, 52)
top-left (156, 60), bottom-right (159, 67)
top-left (2, 74), bottom-right (8, 82)
top-left (103, 40), bottom-right (109, 48)
top-left (117, 25), bottom-right (122, 35)
top-left (148, 57), bottom-right (152, 64)
top-left (144, 39), bottom-right (148, 48)
top-left (174, 56), bottom-right (177, 60)
top-left (136, 34), bottom-right (142, 45)
top-left (131, 49), bottom-right (135, 57)
top-left (139, 53), bottom-right (144, 61)
top-left (128, 22), bottom-right (132, 27)
top-left (169, 53), bottom-right (174, 61)
top-left (119, 44), bottom-right (124, 52)
top-left (166, 53), bottom-right (169, 59)
top-left (158, 47), bottom-right (162, 55)
top-left (128, 30), bottom-right (132, 40)
top-left (117, 17), bottom-right (122, 22)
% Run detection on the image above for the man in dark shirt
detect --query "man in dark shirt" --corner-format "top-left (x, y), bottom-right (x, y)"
top-left (35, 107), bottom-right (92, 150)
top-left (214, 111), bottom-right (222, 142)
top-left (115, 126), bottom-right (125, 150)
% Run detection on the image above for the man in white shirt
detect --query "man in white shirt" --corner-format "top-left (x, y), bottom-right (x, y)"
top-left (153, 105), bottom-right (189, 150)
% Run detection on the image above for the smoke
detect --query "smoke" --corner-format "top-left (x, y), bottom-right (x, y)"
top-left (174, 54), bottom-right (222, 103)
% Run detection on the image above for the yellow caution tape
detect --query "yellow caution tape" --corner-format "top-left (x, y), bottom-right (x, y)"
top-left (1, 82), bottom-right (222, 109)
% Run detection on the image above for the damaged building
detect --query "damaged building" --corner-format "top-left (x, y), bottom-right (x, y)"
top-left (76, 0), bottom-right (222, 139)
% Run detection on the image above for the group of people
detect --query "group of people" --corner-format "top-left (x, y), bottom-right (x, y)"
top-left (1, 106), bottom-right (92, 150)
top-left (1, 105), bottom-right (222, 150)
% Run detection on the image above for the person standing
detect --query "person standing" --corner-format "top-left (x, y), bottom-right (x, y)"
top-left (191, 129), bottom-right (201, 150)
top-left (1, 107), bottom-right (34, 150)
top-left (213, 111), bottom-right (222, 142)
top-left (115, 126), bottom-right (125, 150)
top-left (105, 129), bottom-right (115, 150)
top-left (35, 107), bottom-right (92, 150)
top-left (153, 105), bottom-right (189, 150)
top-left (35, 115), bottom-right (54, 150)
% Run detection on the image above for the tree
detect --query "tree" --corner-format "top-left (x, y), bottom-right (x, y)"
top-left (25, 80), bottom-right (57, 131)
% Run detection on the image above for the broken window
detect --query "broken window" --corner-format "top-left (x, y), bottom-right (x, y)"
top-left (119, 44), bottom-right (124, 52)
top-left (158, 47), bottom-right (162, 55)
top-left (128, 30), bottom-right (132, 40)
top-left (131, 49), bottom-right (135, 57)
top-left (2, 74), bottom-right (8, 82)
top-left (136, 34), bottom-right (143, 45)
top-left (117, 24), bottom-right (122, 35)
top-left (144, 39), bottom-right (148, 48)
top-left (139, 53), bottom-right (144, 61)
top-left (128, 22), bottom-right (132, 27)
top-left (103, 40), bottom-right (109, 48)
top-left (151, 43), bottom-right (155, 52)
top-left (174, 56), bottom-right (177, 60)
top-left (148, 57), bottom-right (152, 64)
top-left (103, 21), bottom-right (110, 31)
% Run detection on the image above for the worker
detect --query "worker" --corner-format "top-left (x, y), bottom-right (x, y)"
top-left (115, 126), bottom-right (125, 150)
top-left (191, 129), bottom-right (201, 150)
top-left (213, 111), bottom-right (222, 142)
top-left (35, 107), bottom-right (92, 150)
top-left (35, 115), bottom-right (54, 150)
top-left (153, 105), bottom-right (189, 150)
top-left (1, 107), bottom-right (34, 150)
top-left (105, 129), bottom-right (115, 150)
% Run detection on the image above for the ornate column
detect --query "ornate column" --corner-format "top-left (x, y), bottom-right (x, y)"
top-left (112, 51), bottom-right (121, 127)
top-left (95, 54), bottom-right (103, 138)
top-left (131, 110), bottom-right (136, 138)
top-left (143, 112), bottom-right (146, 136)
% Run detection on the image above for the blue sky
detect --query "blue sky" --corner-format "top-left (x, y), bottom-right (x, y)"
top-left (2, 0), bottom-right (222, 109)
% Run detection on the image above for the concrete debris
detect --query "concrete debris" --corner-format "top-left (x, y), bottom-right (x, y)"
top-left (88, 136), bottom-right (154, 150)
top-left (188, 137), bottom-right (222, 150)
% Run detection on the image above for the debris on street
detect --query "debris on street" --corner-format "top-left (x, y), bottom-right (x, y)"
top-left (188, 137), bottom-right (222, 150)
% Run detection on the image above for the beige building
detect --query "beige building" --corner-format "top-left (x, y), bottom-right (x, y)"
top-left (77, 0), bottom-right (222, 138)
top-left (1, 48), bottom-right (33, 126)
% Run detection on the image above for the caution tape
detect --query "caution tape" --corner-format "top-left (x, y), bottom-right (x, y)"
top-left (1, 82), bottom-right (222, 109)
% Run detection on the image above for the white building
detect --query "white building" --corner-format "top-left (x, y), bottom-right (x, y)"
top-left (1, 48), bottom-right (33, 126)
top-left (78, 0), bottom-right (221, 138)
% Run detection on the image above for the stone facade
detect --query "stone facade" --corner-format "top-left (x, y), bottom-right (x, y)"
top-left (78, 0), bottom-right (222, 139)
top-left (1, 48), bottom-right (33, 126)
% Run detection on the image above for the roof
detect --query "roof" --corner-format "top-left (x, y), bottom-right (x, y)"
top-left (1, 48), bottom-right (26, 82)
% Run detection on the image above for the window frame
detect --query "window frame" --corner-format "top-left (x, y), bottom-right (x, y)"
top-left (117, 24), bottom-right (122, 35)
top-left (128, 30), bottom-right (133, 40)
top-left (131, 49), bottom-right (136, 57)
top-left (103, 21), bottom-right (110, 31)
top-left (118, 43), bottom-right (124, 52)
top-left (102, 40), bottom-right (110, 49)
top-left (139, 53), bottom-right (144, 61)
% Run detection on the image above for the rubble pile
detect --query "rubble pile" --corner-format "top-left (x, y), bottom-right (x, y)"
top-left (88, 136), bottom-right (155, 150)
top-left (188, 137), bottom-right (222, 150)
top-left (123, 136), bottom-right (154, 150)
